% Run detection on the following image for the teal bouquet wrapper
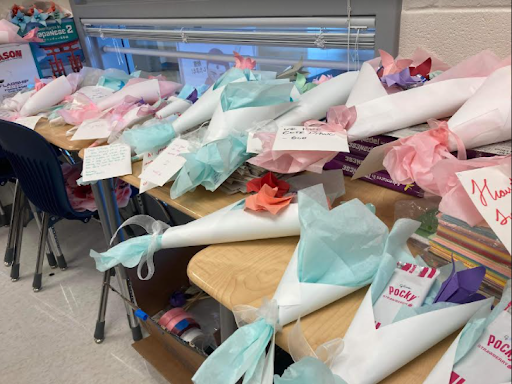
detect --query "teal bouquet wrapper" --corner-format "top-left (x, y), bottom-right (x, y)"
top-left (193, 185), bottom-right (419, 384)
top-left (91, 196), bottom-right (302, 280)
top-left (170, 133), bottom-right (251, 198)
top-left (275, 357), bottom-right (346, 384)
top-left (121, 118), bottom-right (177, 155)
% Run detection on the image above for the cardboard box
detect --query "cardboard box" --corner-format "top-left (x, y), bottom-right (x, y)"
top-left (24, 18), bottom-right (85, 78)
top-left (0, 43), bottom-right (39, 102)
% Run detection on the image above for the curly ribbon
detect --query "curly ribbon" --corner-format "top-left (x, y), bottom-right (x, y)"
top-left (192, 299), bottom-right (280, 384)
top-left (110, 215), bottom-right (170, 280)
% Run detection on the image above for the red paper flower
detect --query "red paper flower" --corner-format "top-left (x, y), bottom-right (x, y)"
top-left (245, 185), bottom-right (294, 215)
top-left (246, 172), bottom-right (290, 198)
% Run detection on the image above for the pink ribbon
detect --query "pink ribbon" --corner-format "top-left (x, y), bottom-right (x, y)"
top-left (304, 105), bottom-right (357, 134)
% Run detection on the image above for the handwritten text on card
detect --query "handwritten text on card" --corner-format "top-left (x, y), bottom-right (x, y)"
top-left (139, 139), bottom-right (190, 187)
top-left (272, 126), bottom-right (349, 152)
top-left (83, 144), bottom-right (132, 182)
top-left (457, 165), bottom-right (512, 254)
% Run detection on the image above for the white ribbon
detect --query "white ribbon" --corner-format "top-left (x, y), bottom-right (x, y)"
top-left (232, 299), bottom-right (281, 384)
top-left (288, 318), bottom-right (345, 370)
top-left (110, 215), bottom-right (170, 280)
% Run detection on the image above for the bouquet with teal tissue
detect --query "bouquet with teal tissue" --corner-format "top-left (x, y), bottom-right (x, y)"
top-left (169, 67), bottom-right (276, 137)
top-left (121, 118), bottom-right (177, 155)
top-left (281, 249), bottom-right (493, 384)
top-left (424, 280), bottom-right (511, 384)
top-left (169, 79), bottom-right (298, 198)
top-left (192, 185), bottom-right (420, 384)
top-left (90, 195), bottom-right (301, 280)
top-left (201, 80), bottom-right (297, 145)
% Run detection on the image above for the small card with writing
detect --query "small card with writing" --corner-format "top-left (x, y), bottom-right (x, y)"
top-left (72, 119), bottom-right (111, 141)
top-left (14, 116), bottom-right (42, 130)
top-left (457, 164), bottom-right (511, 253)
top-left (139, 138), bottom-right (190, 187)
top-left (139, 146), bottom-right (167, 193)
top-left (272, 126), bottom-right (349, 152)
top-left (82, 144), bottom-right (132, 182)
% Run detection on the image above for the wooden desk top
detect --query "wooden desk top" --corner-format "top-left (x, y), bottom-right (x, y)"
top-left (188, 180), bottom-right (452, 383)
top-left (122, 161), bottom-right (245, 220)
top-left (35, 119), bottom-right (95, 152)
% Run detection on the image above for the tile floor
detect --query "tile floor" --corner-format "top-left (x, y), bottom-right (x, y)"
top-left (0, 216), bottom-right (167, 384)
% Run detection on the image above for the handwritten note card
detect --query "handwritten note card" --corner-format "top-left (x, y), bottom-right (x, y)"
top-left (83, 144), bottom-right (132, 182)
top-left (457, 165), bottom-right (512, 253)
top-left (72, 119), bottom-right (112, 141)
top-left (15, 116), bottom-right (42, 130)
top-left (272, 126), bottom-right (349, 152)
top-left (139, 146), bottom-right (167, 193)
top-left (139, 139), bottom-right (190, 187)
top-left (76, 86), bottom-right (114, 102)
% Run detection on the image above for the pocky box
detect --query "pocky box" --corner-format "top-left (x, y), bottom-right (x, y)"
top-left (373, 262), bottom-right (440, 329)
top-left (451, 303), bottom-right (512, 384)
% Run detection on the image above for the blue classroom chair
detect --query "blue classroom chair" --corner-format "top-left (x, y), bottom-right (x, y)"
top-left (0, 120), bottom-right (93, 291)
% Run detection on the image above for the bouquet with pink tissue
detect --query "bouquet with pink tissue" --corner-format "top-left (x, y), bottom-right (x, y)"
top-left (346, 50), bottom-right (505, 142)
top-left (354, 64), bottom-right (511, 196)
top-left (0, 19), bottom-right (42, 44)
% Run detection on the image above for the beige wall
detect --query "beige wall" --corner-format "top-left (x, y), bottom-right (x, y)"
top-left (400, 0), bottom-right (512, 65)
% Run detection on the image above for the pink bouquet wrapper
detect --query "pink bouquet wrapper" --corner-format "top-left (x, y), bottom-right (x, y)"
top-left (0, 19), bottom-right (43, 45)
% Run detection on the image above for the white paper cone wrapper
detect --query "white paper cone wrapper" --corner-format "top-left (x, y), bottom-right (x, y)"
top-left (347, 77), bottom-right (486, 141)
top-left (447, 66), bottom-right (512, 150)
top-left (161, 202), bottom-right (300, 249)
top-left (273, 247), bottom-right (360, 326)
top-left (203, 102), bottom-right (296, 145)
top-left (275, 71), bottom-right (359, 127)
top-left (346, 62), bottom-right (388, 107)
top-left (329, 289), bottom-right (493, 384)
top-left (155, 98), bottom-right (192, 119)
top-left (20, 76), bottom-right (73, 117)
top-left (96, 79), bottom-right (161, 111)
top-left (172, 77), bottom-right (248, 135)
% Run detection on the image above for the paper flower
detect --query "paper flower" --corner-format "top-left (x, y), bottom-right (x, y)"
top-left (295, 73), bottom-right (317, 93)
top-left (47, 2), bottom-right (65, 23)
top-left (10, 4), bottom-right (24, 18)
top-left (378, 49), bottom-right (413, 77)
top-left (409, 57), bottom-right (432, 78)
top-left (31, 9), bottom-right (49, 27)
top-left (234, 52), bottom-right (256, 70)
top-left (313, 74), bottom-right (333, 85)
top-left (245, 184), bottom-right (294, 215)
top-left (246, 172), bottom-right (290, 197)
top-left (380, 67), bottom-right (424, 89)
top-left (11, 10), bottom-right (31, 31)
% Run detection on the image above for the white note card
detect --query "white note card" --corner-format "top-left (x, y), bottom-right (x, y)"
top-left (72, 119), bottom-right (112, 141)
top-left (82, 144), bottom-right (132, 182)
top-left (139, 139), bottom-right (190, 187)
top-left (15, 116), bottom-right (42, 130)
top-left (457, 165), bottom-right (512, 254)
top-left (139, 146), bottom-right (167, 193)
top-left (76, 86), bottom-right (114, 102)
top-left (272, 126), bottom-right (349, 153)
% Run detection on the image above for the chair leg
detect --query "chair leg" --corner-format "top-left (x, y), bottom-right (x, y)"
top-left (94, 269), bottom-right (112, 344)
top-left (32, 212), bottom-right (49, 292)
top-left (48, 226), bottom-right (67, 270)
top-left (28, 202), bottom-right (58, 269)
top-left (4, 181), bottom-right (22, 267)
top-left (10, 200), bottom-right (25, 282)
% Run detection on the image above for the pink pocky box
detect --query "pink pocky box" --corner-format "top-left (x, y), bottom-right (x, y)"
top-left (373, 262), bottom-right (440, 329)
top-left (450, 303), bottom-right (512, 384)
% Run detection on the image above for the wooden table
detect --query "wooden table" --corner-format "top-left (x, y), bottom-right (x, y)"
top-left (188, 180), bottom-right (453, 384)
top-left (35, 119), bottom-right (94, 152)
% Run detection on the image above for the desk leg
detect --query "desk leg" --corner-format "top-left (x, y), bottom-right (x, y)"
top-left (4, 181), bottom-right (22, 267)
top-left (220, 304), bottom-right (237, 343)
top-left (28, 202), bottom-right (57, 269)
top-left (101, 179), bottom-right (142, 341)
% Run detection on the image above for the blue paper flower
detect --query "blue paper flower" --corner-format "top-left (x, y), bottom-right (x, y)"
top-left (11, 10), bottom-right (31, 31)
top-left (31, 9), bottom-right (49, 27)
top-left (51, 10), bottom-right (64, 24)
